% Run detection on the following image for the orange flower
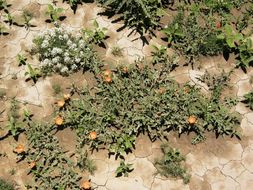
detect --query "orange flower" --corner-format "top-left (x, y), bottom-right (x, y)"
top-left (104, 76), bottom-right (112, 83)
top-left (158, 87), bottom-right (166, 94)
top-left (188, 115), bottom-right (197, 125)
top-left (57, 99), bottom-right (65, 107)
top-left (103, 69), bottom-right (111, 77)
top-left (55, 116), bottom-right (63, 126)
top-left (89, 131), bottom-right (97, 140)
top-left (81, 180), bottom-right (91, 190)
top-left (63, 94), bottom-right (71, 100)
top-left (14, 144), bottom-right (25, 154)
top-left (29, 161), bottom-right (36, 169)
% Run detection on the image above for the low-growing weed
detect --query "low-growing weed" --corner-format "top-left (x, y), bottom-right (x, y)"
top-left (115, 161), bottom-right (134, 177)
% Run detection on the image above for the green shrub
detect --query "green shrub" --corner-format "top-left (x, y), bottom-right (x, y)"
top-left (154, 144), bottom-right (190, 184)
top-left (60, 59), bottom-right (240, 158)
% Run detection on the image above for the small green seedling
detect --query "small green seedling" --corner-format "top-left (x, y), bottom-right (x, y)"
top-left (45, 4), bottom-right (64, 23)
top-left (115, 161), bottom-right (134, 177)
top-left (17, 54), bottom-right (27, 66)
top-left (22, 10), bottom-right (34, 29)
top-left (4, 13), bottom-right (14, 25)
top-left (25, 64), bottom-right (41, 83)
top-left (82, 20), bottom-right (107, 44)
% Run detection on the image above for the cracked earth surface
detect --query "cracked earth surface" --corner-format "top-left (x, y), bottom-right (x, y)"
top-left (1, 1), bottom-right (253, 190)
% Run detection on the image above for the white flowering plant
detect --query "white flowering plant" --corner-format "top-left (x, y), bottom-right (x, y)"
top-left (32, 26), bottom-right (101, 76)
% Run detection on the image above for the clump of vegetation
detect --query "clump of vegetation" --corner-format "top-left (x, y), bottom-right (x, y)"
top-left (163, 10), bottom-right (225, 63)
top-left (115, 161), bottom-right (134, 177)
top-left (0, 178), bottom-right (14, 190)
top-left (154, 144), bottom-right (190, 184)
top-left (198, 70), bottom-right (232, 102)
top-left (32, 26), bottom-right (102, 76)
top-left (95, 0), bottom-right (172, 35)
top-left (58, 58), bottom-right (240, 159)
top-left (243, 90), bottom-right (253, 110)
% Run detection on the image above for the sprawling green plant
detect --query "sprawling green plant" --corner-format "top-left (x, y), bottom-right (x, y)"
top-left (96, 0), bottom-right (171, 35)
top-left (59, 59), bottom-right (240, 158)
top-left (154, 144), bottom-right (190, 184)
